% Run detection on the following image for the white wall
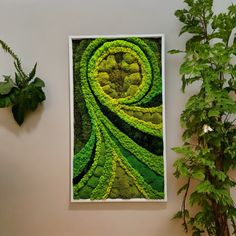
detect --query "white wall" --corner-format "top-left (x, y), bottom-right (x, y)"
top-left (0, 0), bottom-right (235, 236)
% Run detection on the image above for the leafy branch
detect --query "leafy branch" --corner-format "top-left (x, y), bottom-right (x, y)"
top-left (0, 39), bottom-right (46, 125)
top-left (171, 0), bottom-right (236, 235)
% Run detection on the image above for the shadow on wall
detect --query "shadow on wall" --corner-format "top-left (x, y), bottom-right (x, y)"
top-left (68, 201), bottom-right (167, 211)
top-left (0, 104), bottom-right (45, 135)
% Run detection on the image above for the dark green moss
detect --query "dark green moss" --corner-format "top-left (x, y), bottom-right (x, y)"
top-left (73, 39), bottom-right (93, 153)
top-left (77, 185), bottom-right (93, 199)
top-left (87, 176), bottom-right (100, 188)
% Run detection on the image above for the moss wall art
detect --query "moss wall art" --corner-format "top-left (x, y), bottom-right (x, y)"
top-left (70, 35), bottom-right (166, 201)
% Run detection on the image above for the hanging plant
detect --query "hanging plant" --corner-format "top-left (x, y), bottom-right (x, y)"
top-left (0, 39), bottom-right (46, 125)
top-left (170, 0), bottom-right (236, 235)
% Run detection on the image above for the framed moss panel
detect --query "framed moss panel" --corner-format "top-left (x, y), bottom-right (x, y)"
top-left (69, 34), bottom-right (167, 202)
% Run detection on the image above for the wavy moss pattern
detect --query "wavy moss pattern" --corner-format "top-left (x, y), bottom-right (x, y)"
top-left (72, 37), bottom-right (165, 200)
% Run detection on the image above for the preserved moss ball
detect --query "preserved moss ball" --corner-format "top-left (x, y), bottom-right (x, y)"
top-left (150, 113), bottom-right (162, 124)
top-left (109, 89), bottom-right (118, 98)
top-left (123, 53), bottom-right (136, 64)
top-left (102, 84), bottom-right (112, 94)
top-left (143, 112), bottom-right (152, 122)
top-left (134, 111), bottom-right (144, 119)
top-left (97, 72), bottom-right (110, 86)
top-left (129, 63), bottom-right (140, 73)
top-left (120, 60), bottom-right (130, 72)
top-left (98, 55), bottom-right (117, 72)
top-left (123, 73), bottom-right (141, 91)
top-left (125, 85), bottom-right (139, 97)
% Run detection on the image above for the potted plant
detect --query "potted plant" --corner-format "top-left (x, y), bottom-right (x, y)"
top-left (170, 0), bottom-right (236, 235)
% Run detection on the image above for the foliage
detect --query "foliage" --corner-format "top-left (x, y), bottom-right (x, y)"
top-left (72, 37), bottom-right (164, 200)
top-left (0, 39), bottom-right (45, 125)
top-left (171, 0), bottom-right (236, 235)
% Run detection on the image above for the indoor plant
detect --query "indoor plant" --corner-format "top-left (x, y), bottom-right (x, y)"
top-left (170, 0), bottom-right (236, 235)
top-left (0, 39), bottom-right (45, 125)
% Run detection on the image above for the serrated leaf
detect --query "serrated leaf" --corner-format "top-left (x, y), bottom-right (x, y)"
top-left (196, 180), bottom-right (214, 193)
top-left (174, 159), bottom-right (190, 177)
top-left (208, 109), bottom-right (220, 117)
top-left (28, 63), bottom-right (37, 82)
top-left (192, 170), bottom-right (205, 181)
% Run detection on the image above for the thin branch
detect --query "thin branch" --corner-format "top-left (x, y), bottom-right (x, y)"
top-left (181, 177), bottom-right (191, 233)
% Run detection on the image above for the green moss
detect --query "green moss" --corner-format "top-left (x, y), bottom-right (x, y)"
top-left (150, 113), bottom-right (162, 124)
top-left (73, 37), bottom-right (164, 200)
top-left (125, 85), bottom-right (139, 97)
top-left (94, 166), bottom-right (104, 177)
top-left (101, 84), bottom-right (111, 94)
top-left (97, 72), bottom-right (110, 86)
top-left (98, 54), bottom-right (117, 72)
top-left (123, 73), bottom-right (141, 91)
top-left (123, 52), bottom-right (136, 64)
top-left (142, 112), bottom-right (152, 122)
top-left (108, 128), bottom-right (164, 192)
top-left (134, 111), bottom-right (143, 119)
top-left (109, 161), bottom-right (144, 199)
top-left (73, 40), bottom-right (93, 153)
top-left (73, 131), bottom-right (96, 178)
top-left (77, 186), bottom-right (93, 199)
top-left (120, 60), bottom-right (130, 71)
top-left (87, 40), bottom-right (152, 105)
top-left (102, 116), bottom-right (164, 176)
top-left (129, 63), bottom-right (140, 73)
top-left (87, 176), bottom-right (100, 188)
top-left (126, 37), bottom-right (162, 105)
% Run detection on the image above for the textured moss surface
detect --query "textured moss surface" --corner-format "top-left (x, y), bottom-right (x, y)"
top-left (72, 37), bottom-right (164, 200)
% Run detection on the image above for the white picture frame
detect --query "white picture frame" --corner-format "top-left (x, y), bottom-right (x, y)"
top-left (69, 34), bottom-right (167, 203)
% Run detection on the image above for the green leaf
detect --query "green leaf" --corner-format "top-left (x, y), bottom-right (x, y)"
top-left (15, 72), bottom-right (23, 87)
top-left (31, 77), bottom-right (45, 87)
top-left (184, 0), bottom-right (194, 7)
top-left (192, 170), bottom-right (205, 181)
top-left (0, 76), bottom-right (14, 95)
top-left (172, 211), bottom-right (183, 220)
top-left (177, 183), bottom-right (189, 195)
top-left (208, 109), bottom-right (220, 117)
top-left (0, 87), bottom-right (18, 108)
top-left (168, 49), bottom-right (185, 54)
top-left (174, 159), bottom-right (190, 177)
top-left (195, 180), bottom-right (214, 193)
top-left (12, 103), bottom-right (25, 126)
top-left (27, 63), bottom-right (37, 82)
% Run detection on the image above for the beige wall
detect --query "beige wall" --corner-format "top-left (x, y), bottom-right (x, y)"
top-left (0, 0), bottom-right (235, 235)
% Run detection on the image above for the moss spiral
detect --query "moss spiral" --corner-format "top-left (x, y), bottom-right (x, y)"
top-left (73, 37), bottom-right (164, 200)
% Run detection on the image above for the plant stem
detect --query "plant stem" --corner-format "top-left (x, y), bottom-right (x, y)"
top-left (182, 177), bottom-right (191, 233)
